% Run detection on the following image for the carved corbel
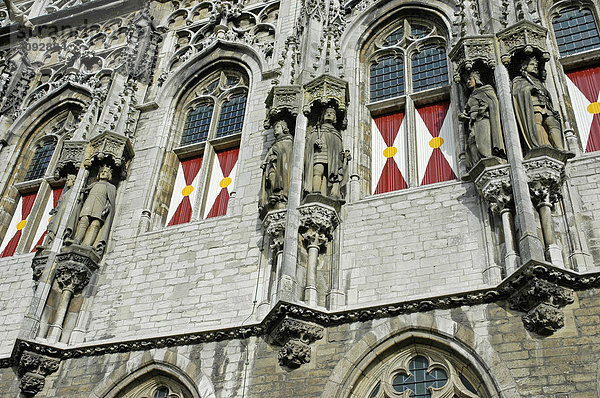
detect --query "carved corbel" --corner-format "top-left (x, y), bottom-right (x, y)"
top-left (270, 316), bottom-right (324, 368)
top-left (55, 247), bottom-right (100, 294)
top-left (509, 278), bottom-right (574, 335)
top-left (523, 147), bottom-right (569, 208)
top-left (54, 141), bottom-right (87, 179)
top-left (264, 85), bottom-right (302, 129)
top-left (472, 161), bottom-right (512, 214)
top-left (263, 209), bottom-right (287, 254)
top-left (497, 20), bottom-right (549, 66)
top-left (18, 351), bottom-right (60, 396)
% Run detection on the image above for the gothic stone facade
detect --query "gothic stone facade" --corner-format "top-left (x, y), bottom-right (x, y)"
top-left (1, 0), bottom-right (600, 396)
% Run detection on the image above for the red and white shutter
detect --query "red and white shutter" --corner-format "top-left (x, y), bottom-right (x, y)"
top-left (566, 66), bottom-right (600, 153)
top-left (31, 187), bottom-right (64, 251)
top-left (0, 192), bottom-right (37, 257)
top-left (204, 147), bottom-right (239, 219)
top-left (166, 156), bottom-right (203, 226)
top-left (371, 112), bottom-right (408, 194)
top-left (415, 101), bottom-right (457, 186)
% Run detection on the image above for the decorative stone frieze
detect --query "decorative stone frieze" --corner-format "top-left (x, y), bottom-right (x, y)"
top-left (497, 20), bottom-right (549, 65)
top-left (303, 74), bottom-right (350, 115)
top-left (270, 316), bottom-right (324, 368)
top-left (508, 278), bottom-right (574, 335)
top-left (264, 86), bottom-right (302, 129)
top-left (18, 351), bottom-right (60, 396)
top-left (449, 36), bottom-right (496, 83)
top-left (263, 209), bottom-right (287, 253)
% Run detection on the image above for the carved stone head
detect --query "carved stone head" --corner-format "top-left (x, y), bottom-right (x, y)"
top-left (322, 107), bottom-right (336, 124)
top-left (65, 173), bottom-right (76, 188)
top-left (273, 120), bottom-right (290, 138)
top-left (520, 56), bottom-right (539, 78)
top-left (98, 165), bottom-right (112, 181)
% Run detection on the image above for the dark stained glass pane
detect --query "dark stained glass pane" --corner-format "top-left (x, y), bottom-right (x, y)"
top-left (553, 7), bottom-right (600, 56)
top-left (24, 141), bottom-right (56, 181)
top-left (411, 45), bottom-right (448, 92)
top-left (216, 93), bottom-right (247, 137)
top-left (384, 27), bottom-right (404, 46)
top-left (370, 54), bottom-right (405, 102)
top-left (181, 102), bottom-right (214, 145)
top-left (391, 356), bottom-right (448, 398)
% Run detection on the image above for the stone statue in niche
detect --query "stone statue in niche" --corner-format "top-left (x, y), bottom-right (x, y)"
top-left (459, 70), bottom-right (506, 166)
top-left (259, 120), bottom-right (294, 213)
top-left (40, 173), bottom-right (76, 248)
top-left (512, 56), bottom-right (564, 151)
top-left (303, 107), bottom-right (350, 199)
top-left (66, 165), bottom-right (116, 255)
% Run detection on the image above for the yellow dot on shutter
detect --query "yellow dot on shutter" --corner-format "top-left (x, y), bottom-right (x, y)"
top-left (181, 185), bottom-right (194, 196)
top-left (220, 177), bottom-right (232, 188)
top-left (383, 146), bottom-right (398, 158)
top-left (429, 137), bottom-right (444, 148)
top-left (587, 102), bottom-right (600, 114)
top-left (16, 220), bottom-right (27, 231)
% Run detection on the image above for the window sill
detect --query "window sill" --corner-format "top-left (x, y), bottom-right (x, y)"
top-left (559, 47), bottom-right (600, 71)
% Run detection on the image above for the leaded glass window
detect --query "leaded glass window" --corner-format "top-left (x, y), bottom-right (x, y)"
top-left (368, 19), bottom-right (448, 103)
top-left (216, 93), bottom-right (247, 137)
top-left (24, 140), bottom-right (56, 181)
top-left (181, 102), bottom-right (213, 145)
top-left (154, 386), bottom-right (170, 398)
top-left (553, 7), bottom-right (600, 57)
top-left (370, 55), bottom-right (405, 102)
top-left (411, 45), bottom-right (448, 93)
top-left (392, 356), bottom-right (448, 397)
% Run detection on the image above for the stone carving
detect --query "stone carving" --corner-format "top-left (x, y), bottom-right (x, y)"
top-left (264, 86), bottom-right (302, 129)
top-left (0, 44), bottom-right (35, 121)
top-left (472, 162), bottom-right (512, 214)
top-left (83, 131), bottom-right (134, 179)
top-left (259, 120), bottom-right (294, 214)
top-left (497, 21), bottom-right (549, 65)
top-left (512, 56), bottom-right (564, 152)
top-left (303, 107), bottom-right (350, 199)
top-left (126, 3), bottom-right (163, 84)
top-left (18, 351), bottom-right (60, 396)
top-left (2, 0), bottom-right (33, 29)
top-left (263, 209), bottom-right (286, 253)
top-left (54, 141), bottom-right (86, 179)
top-left (67, 165), bottom-right (116, 254)
top-left (270, 317), bottom-right (324, 368)
top-left (509, 278), bottom-right (574, 335)
top-left (459, 70), bottom-right (506, 166)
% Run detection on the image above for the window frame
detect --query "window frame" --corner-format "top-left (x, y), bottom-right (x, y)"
top-left (363, 16), bottom-right (454, 194)
top-left (161, 68), bottom-right (250, 227)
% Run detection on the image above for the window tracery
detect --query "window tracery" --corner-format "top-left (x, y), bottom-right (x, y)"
top-left (365, 16), bottom-right (456, 195)
top-left (358, 346), bottom-right (487, 398)
top-left (159, 68), bottom-right (248, 227)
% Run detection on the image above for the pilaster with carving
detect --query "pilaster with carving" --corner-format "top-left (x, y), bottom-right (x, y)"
top-left (509, 278), bottom-right (574, 335)
top-left (299, 203), bottom-right (339, 306)
top-left (18, 351), bottom-right (60, 396)
top-left (270, 316), bottom-right (324, 368)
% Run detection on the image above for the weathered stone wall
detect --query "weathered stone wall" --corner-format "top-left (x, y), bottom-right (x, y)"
top-left (9, 288), bottom-right (600, 397)
top-left (340, 180), bottom-right (497, 306)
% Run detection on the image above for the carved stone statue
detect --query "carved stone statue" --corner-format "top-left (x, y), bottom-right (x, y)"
top-left (68, 165), bottom-right (116, 254)
top-left (459, 70), bottom-right (506, 165)
top-left (41, 174), bottom-right (76, 248)
top-left (303, 107), bottom-right (349, 199)
top-left (512, 56), bottom-right (564, 151)
top-left (2, 0), bottom-right (33, 30)
top-left (259, 120), bottom-right (294, 213)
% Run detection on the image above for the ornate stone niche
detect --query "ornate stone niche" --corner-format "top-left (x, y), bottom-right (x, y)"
top-left (269, 316), bottom-right (324, 369)
top-left (83, 131), bottom-right (134, 180)
top-left (18, 351), bottom-right (60, 396)
top-left (497, 20), bottom-right (549, 66)
top-left (509, 277), bottom-right (574, 335)
top-left (449, 36), bottom-right (496, 84)
top-left (264, 85), bottom-right (302, 130)
top-left (302, 75), bottom-right (351, 203)
top-left (53, 140), bottom-right (87, 180)
top-left (298, 202), bottom-right (340, 307)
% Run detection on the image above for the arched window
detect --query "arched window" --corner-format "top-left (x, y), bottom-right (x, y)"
top-left (24, 139), bottom-right (57, 181)
top-left (555, 5), bottom-right (600, 153)
top-left (354, 345), bottom-right (490, 398)
top-left (365, 17), bottom-right (455, 195)
top-left (161, 69), bottom-right (248, 227)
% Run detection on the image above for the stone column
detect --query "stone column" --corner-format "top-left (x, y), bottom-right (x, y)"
top-left (299, 203), bottom-right (340, 307)
top-left (263, 209), bottom-right (286, 304)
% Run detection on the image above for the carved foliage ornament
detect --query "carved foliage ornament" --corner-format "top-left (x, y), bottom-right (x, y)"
top-left (270, 317), bottom-right (324, 368)
top-left (55, 249), bottom-right (100, 293)
top-left (18, 351), bottom-right (60, 396)
top-left (299, 203), bottom-right (340, 248)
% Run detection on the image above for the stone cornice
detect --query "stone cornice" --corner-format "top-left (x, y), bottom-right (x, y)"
top-left (1, 261), bottom-right (598, 368)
